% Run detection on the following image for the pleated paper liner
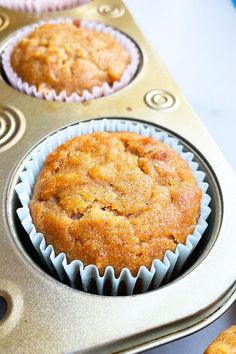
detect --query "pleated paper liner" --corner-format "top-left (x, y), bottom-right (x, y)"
top-left (15, 119), bottom-right (211, 295)
top-left (2, 19), bottom-right (140, 102)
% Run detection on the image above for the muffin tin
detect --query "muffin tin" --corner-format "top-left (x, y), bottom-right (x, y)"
top-left (0, 0), bottom-right (235, 353)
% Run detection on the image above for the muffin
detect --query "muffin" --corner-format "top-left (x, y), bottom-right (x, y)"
top-left (0, 0), bottom-right (90, 13)
top-left (10, 22), bottom-right (131, 96)
top-left (30, 131), bottom-right (202, 276)
top-left (16, 119), bottom-right (210, 294)
top-left (205, 325), bottom-right (236, 354)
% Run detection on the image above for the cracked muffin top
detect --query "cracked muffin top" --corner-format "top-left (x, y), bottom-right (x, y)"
top-left (30, 131), bottom-right (202, 275)
top-left (11, 22), bottom-right (130, 96)
top-left (205, 326), bottom-right (236, 354)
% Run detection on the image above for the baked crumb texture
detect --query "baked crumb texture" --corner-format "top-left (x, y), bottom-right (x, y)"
top-left (11, 23), bottom-right (130, 96)
top-left (30, 132), bottom-right (202, 276)
top-left (205, 326), bottom-right (236, 354)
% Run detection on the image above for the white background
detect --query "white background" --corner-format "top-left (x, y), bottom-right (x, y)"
top-left (124, 0), bottom-right (236, 353)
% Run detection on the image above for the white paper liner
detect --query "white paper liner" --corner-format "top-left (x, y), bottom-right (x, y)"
top-left (15, 119), bottom-right (211, 295)
top-left (2, 19), bottom-right (140, 102)
top-left (0, 0), bottom-right (91, 13)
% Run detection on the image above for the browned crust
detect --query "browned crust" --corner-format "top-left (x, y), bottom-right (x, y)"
top-left (205, 325), bottom-right (236, 354)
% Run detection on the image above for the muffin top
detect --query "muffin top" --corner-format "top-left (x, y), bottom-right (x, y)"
top-left (11, 22), bottom-right (130, 96)
top-left (30, 132), bottom-right (202, 275)
top-left (205, 326), bottom-right (236, 354)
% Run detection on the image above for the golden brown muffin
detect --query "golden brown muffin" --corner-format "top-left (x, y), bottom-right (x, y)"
top-left (205, 326), bottom-right (236, 354)
top-left (11, 22), bottom-right (130, 96)
top-left (30, 132), bottom-right (202, 275)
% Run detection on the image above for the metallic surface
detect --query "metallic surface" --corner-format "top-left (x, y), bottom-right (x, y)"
top-left (0, 1), bottom-right (235, 353)
top-left (0, 105), bottom-right (26, 153)
top-left (144, 89), bottom-right (177, 111)
top-left (97, 3), bottom-right (125, 17)
top-left (0, 13), bottom-right (9, 32)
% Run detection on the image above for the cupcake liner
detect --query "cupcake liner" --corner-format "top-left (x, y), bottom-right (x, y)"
top-left (15, 119), bottom-right (211, 295)
top-left (2, 19), bottom-right (140, 102)
top-left (0, 0), bottom-right (91, 13)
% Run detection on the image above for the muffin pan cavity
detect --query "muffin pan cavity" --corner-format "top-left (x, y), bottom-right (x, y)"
top-left (1, 19), bottom-right (141, 102)
top-left (7, 118), bottom-right (221, 296)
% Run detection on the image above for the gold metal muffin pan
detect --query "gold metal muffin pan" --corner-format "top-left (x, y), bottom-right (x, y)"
top-left (0, 0), bottom-right (235, 353)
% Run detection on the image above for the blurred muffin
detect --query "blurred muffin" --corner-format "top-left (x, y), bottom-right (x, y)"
top-left (205, 326), bottom-right (236, 354)
top-left (10, 22), bottom-right (131, 96)
top-left (0, 0), bottom-right (91, 13)
top-left (30, 131), bottom-right (202, 276)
